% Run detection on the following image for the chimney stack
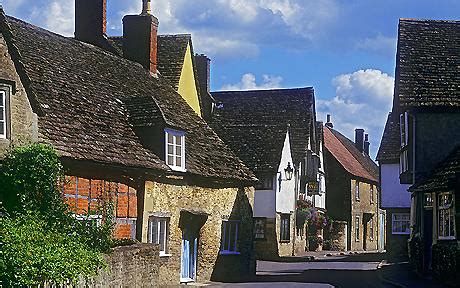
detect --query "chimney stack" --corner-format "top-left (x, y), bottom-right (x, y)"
top-left (364, 133), bottom-right (370, 155)
top-left (325, 114), bottom-right (333, 128)
top-left (75, 0), bottom-right (107, 46)
top-left (355, 128), bottom-right (364, 152)
top-left (123, 0), bottom-right (159, 74)
top-left (195, 54), bottom-right (211, 93)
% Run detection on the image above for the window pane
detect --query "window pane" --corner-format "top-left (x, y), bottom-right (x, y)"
top-left (167, 133), bottom-right (174, 144)
top-left (0, 107), bottom-right (4, 121)
top-left (176, 145), bottom-right (181, 156)
top-left (168, 144), bottom-right (174, 155)
top-left (229, 223), bottom-right (237, 251)
top-left (175, 135), bottom-right (182, 146)
top-left (159, 220), bottom-right (166, 252)
top-left (0, 121), bottom-right (4, 135)
top-left (176, 156), bottom-right (182, 167)
top-left (167, 155), bottom-right (174, 165)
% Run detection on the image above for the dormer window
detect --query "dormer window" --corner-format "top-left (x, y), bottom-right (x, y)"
top-left (165, 128), bottom-right (186, 172)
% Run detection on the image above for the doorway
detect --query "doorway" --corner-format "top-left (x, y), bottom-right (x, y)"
top-left (180, 228), bottom-right (198, 283)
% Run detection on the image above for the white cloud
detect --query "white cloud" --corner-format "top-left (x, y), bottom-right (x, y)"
top-left (220, 73), bottom-right (283, 91)
top-left (2, 0), bottom-right (26, 13)
top-left (317, 69), bottom-right (394, 158)
top-left (28, 0), bottom-right (75, 36)
top-left (356, 34), bottom-right (397, 56)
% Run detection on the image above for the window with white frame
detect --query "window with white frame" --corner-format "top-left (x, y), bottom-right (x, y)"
top-left (148, 216), bottom-right (170, 255)
top-left (220, 220), bottom-right (239, 254)
top-left (254, 218), bottom-right (266, 239)
top-left (355, 182), bottom-right (360, 201)
top-left (438, 192), bottom-right (455, 239)
top-left (424, 193), bottom-right (433, 208)
top-left (355, 216), bottom-right (360, 241)
top-left (400, 150), bottom-right (409, 173)
top-left (400, 112), bottom-right (408, 148)
top-left (165, 128), bottom-right (186, 171)
top-left (392, 213), bottom-right (410, 234)
top-left (280, 214), bottom-right (290, 242)
top-left (0, 90), bottom-right (7, 139)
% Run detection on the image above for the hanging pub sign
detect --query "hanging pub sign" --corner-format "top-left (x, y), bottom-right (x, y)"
top-left (307, 181), bottom-right (320, 195)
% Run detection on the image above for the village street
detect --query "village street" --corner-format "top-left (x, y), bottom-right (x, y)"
top-left (209, 252), bottom-right (442, 288)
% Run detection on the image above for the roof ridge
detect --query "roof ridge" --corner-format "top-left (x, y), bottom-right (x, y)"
top-left (213, 87), bottom-right (314, 94)
top-left (399, 18), bottom-right (460, 23)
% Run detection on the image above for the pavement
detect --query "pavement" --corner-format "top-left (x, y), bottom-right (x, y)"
top-left (186, 251), bottom-right (450, 287)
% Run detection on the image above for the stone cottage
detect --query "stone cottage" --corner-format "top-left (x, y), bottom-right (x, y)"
top-left (210, 87), bottom-right (326, 259)
top-left (323, 120), bottom-right (380, 251)
top-left (0, 1), bottom-right (257, 284)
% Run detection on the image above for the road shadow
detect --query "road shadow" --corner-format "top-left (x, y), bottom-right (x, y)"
top-left (273, 252), bottom-right (386, 263)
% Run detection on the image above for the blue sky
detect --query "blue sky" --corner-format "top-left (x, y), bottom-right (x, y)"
top-left (2, 0), bottom-right (459, 158)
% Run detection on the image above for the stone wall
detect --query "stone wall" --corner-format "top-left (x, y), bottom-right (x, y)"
top-left (276, 212), bottom-right (296, 257)
top-left (324, 220), bottom-right (347, 251)
top-left (254, 218), bottom-right (278, 260)
top-left (79, 244), bottom-right (160, 287)
top-left (350, 179), bottom-right (379, 251)
top-left (143, 181), bottom-right (255, 285)
top-left (0, 33), bottom-right (38, 157)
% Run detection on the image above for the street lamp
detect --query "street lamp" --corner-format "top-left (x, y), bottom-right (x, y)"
top-left (284, 162), bottom-right (293, 181)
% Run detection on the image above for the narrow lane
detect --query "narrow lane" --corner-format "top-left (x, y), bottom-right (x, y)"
top-left (211, 253), bottom-right (394, 288)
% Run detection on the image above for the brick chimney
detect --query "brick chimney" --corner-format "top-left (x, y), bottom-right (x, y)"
top-left (325, 114), bottom-right (333, 129)
top-left (122, 0), bottom-right (158, 74)
top-left (355, 128), bottom-right (364, 152)
top-left (195, 54), bottom-right (211, 94)
top-left (75, 0), bottom-right (106, 46)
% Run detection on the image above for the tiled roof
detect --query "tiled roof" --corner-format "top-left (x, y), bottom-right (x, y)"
top-left (324, 127), bottom-right (379, 183)
top-left (210, 88), bottom-right (315, 173)
top-left (411, 146), bottom-right (460, 192)
top-left (157, 34), bottom-right (190, 90)
top-left (397, 19), bottom-right (460, 108)
top-left (376, 112), bottom-right (401, 162)
top-left (1, 13), bottom-right (255, 182)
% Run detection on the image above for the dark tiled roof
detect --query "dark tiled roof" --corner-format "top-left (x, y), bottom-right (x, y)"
top-left (376, 112), bottom-right (400, 162)
top-left (324, 127), bottom-right (379, 183)
top-left (1, 14), bottom-right (255, 182)
top-left (411, 146), bottom-right (460, 192)
top-left (210, 88), bottom-right (315, 173)
top-left (397, 19), bottom-right (460, 108)
top-left (157, 34), bottom-right (190, 90)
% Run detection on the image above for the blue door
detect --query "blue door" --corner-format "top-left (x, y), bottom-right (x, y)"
top-left (181, 228), bottom-right (197, 282)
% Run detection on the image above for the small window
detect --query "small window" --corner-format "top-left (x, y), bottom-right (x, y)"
top-left (220, 220), bottom-right (240, 254)
top-left (165, 128), bottom-right (186, 172)
top-left (400, 112), bottom-right (408, 148)
top-left (74, 214), bottom-right (102, 227)
top-left (148, 216), bottom-right (170, 255)
top-left (438, 192), bottom-right (455, 239)
top-left (255, 175), bottom-right (273, 190)
top-left (254, 218), bottom-right (266, 239)
top-left (369, 217), bottom-right (374, 240)
top-left (0, 89), bottom-right (7, 139)
top-left (370, 185), bottom-right (374, 204)
top-left (280, 214), bottom-right (290, 242)
top-left (392, 213), bottom-right (410, 235)
top-left (424, 193), bottom-right (433, 208)
top-left (400, 150), bottom-right (409, 173)
top-left (355, 216), bottom-right (360, 241)
top-left (355, 182), bottom-right (360, 201)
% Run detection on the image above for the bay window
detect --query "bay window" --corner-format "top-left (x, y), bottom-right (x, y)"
top-left (438, 192), bottom-right (455, 239)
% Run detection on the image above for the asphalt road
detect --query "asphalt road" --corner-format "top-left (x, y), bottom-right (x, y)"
top-left (211, 253), bottom-right (394, 288)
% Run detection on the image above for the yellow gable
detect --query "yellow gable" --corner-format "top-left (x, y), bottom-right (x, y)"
top-left (177, 43), bottom-right (201, 117)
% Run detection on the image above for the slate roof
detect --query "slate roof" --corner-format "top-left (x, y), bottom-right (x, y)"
top-left (324, 126), bottom-right (379, 183)
top-left (376, 112), bottom-right (401, 162)
top-left (411, 146), bottom-right (460, 192)
top-left (0, 13), bottom-right (255, 182)
top-left (397, 19), bottom-right (460, 108)
top-left (210, 88), bottom-right (315, 174)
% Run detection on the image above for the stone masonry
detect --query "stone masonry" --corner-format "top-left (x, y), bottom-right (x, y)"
top-left (143, 181), bottom-right (255, 285)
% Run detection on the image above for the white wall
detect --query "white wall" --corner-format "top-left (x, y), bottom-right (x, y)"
top-left (254, 186), bottom-right (276, 218)
top-left (381, 163), bottom-right (411, 208)
top-left (276, 131), bottom-right (296, 213)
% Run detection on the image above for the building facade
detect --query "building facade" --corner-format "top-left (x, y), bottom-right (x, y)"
top-left (323, 121), bottom-right (380, 251)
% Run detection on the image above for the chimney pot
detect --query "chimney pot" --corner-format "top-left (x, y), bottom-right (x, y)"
top-left (355, 128), bottom-right (365, 152)
top-left (142, 0), bottom-right (152, 15)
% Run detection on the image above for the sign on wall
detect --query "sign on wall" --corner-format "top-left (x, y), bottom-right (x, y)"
top-left (307, 181), bottom-right (320, 195)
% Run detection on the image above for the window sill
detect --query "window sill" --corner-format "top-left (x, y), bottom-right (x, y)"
top-left (392, 232), bottom-right (410, 235)
top-left (279, 240), bottom-right (290, 243)
top-left (159, 253), bottom-right (172, 257)
top-left (168, 166), bottom-right (187, 173)
top-left (219, 251), bottom-right (240, 255)
top-left (438, 237), bottom-right (456, 241)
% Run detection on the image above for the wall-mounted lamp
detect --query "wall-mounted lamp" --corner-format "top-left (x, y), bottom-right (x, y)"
top-left (278, 162), bottom-right (294, 182)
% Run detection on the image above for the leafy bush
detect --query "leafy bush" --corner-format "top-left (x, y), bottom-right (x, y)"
top-left (308, 235), bottom-right (323, 251)
top-left (0, 212), bottom-right (105, 286)
top-left (432, 242), bottom-right (460, 283)
top-left (0, 144), bottom-right (114, 285)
